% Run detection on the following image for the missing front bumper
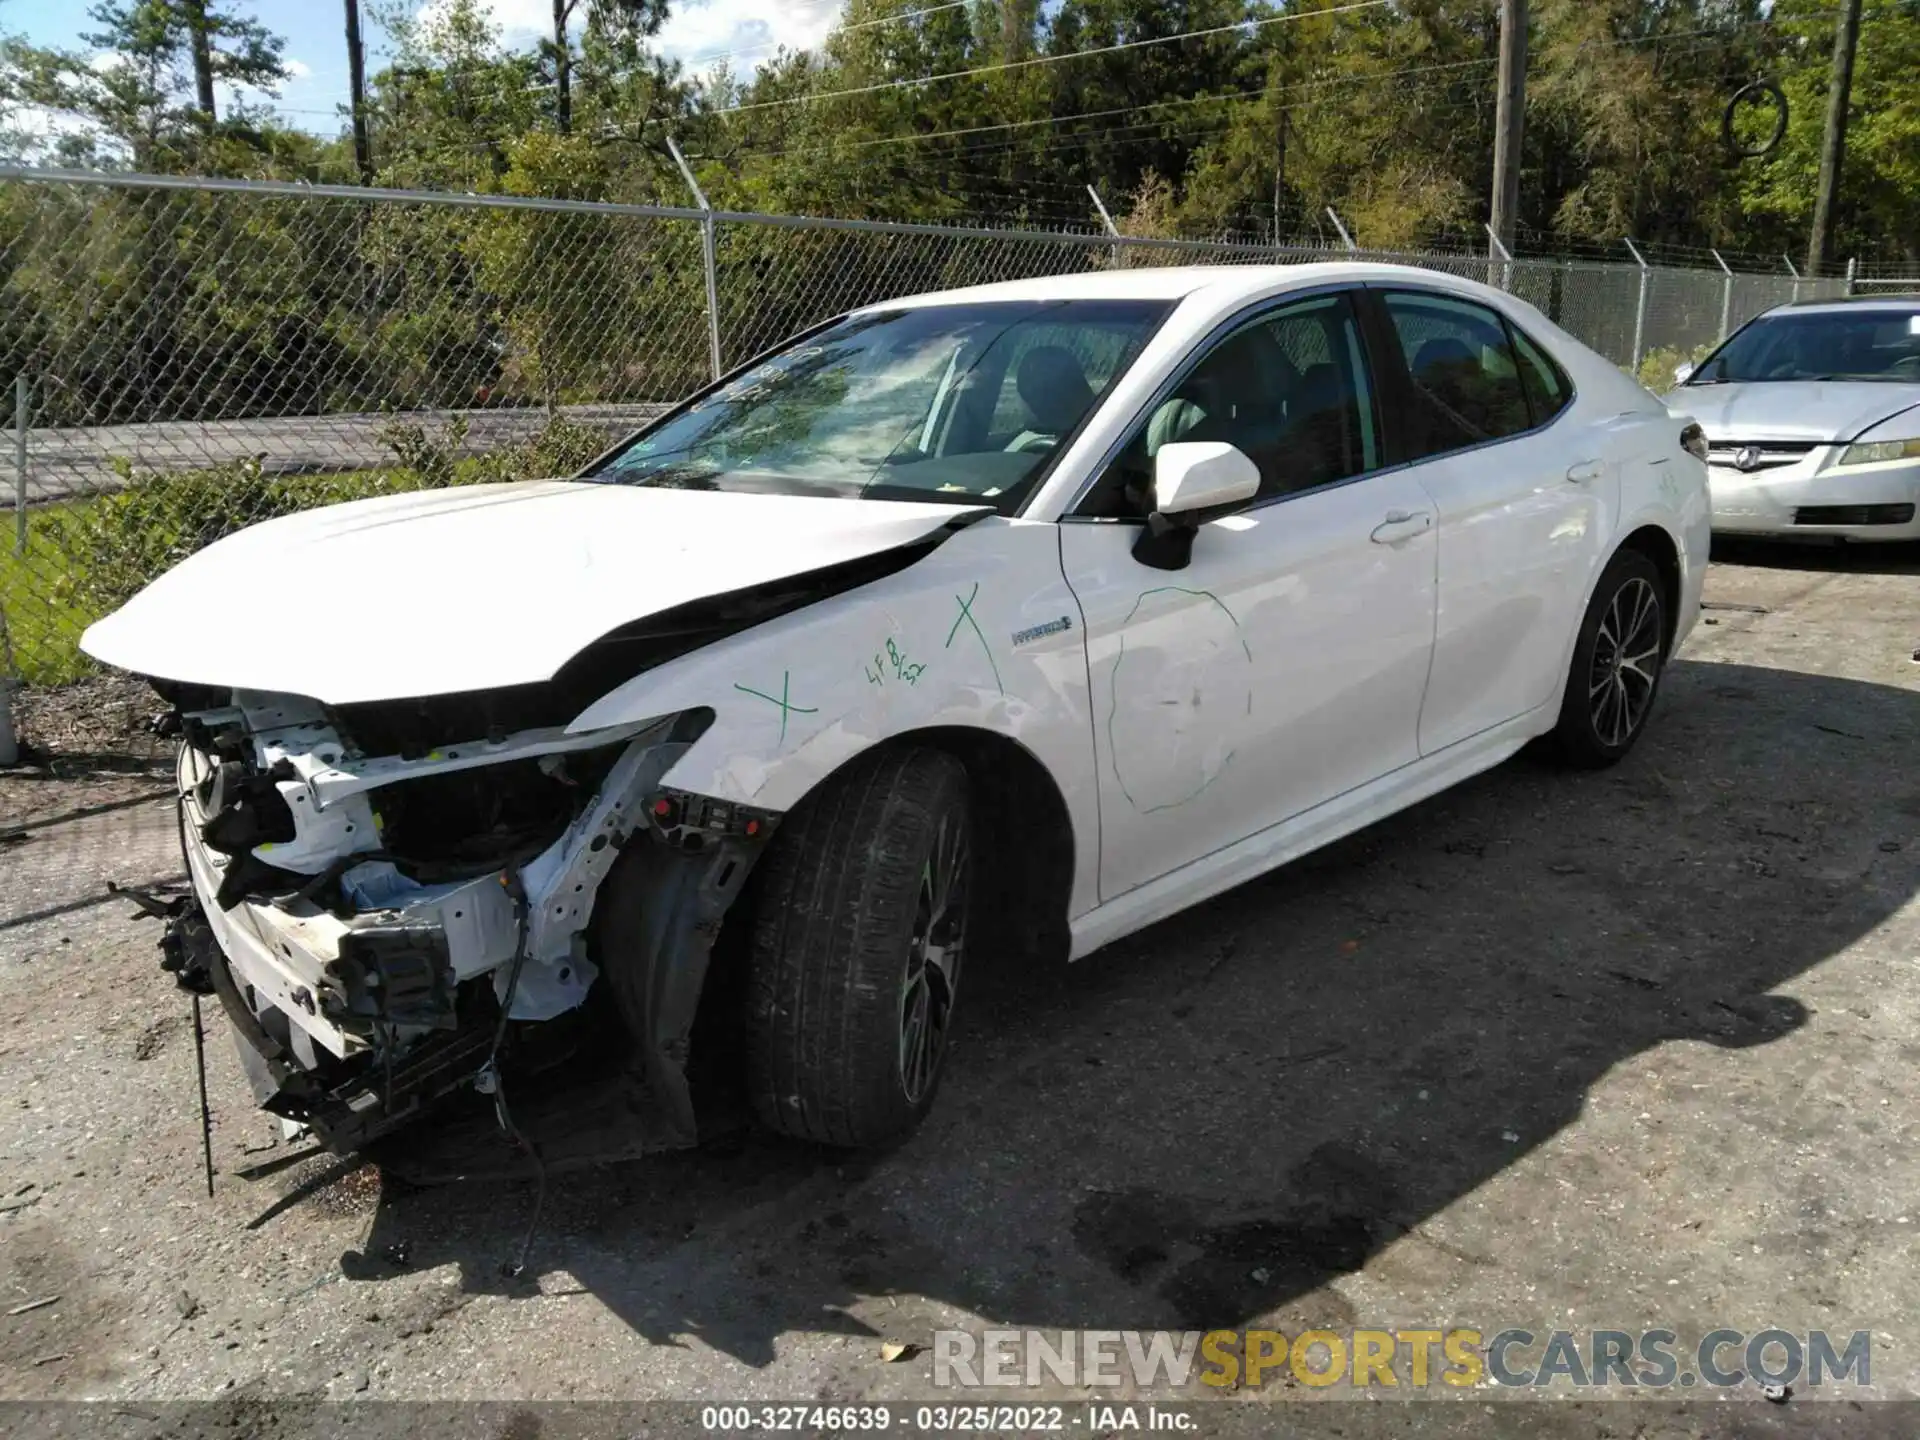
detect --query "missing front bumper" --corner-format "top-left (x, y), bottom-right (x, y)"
top-left (165, 899), bottom-right (494, 1152)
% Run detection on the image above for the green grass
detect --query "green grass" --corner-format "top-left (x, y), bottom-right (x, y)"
top-left (0, 412), bottom-right (612, 688)
top-left (0, 465), bottom-right (446, 686)
top-left (1, 497), bottom-right (96, 686)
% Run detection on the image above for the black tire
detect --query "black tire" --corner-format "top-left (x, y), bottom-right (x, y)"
top-left (744, 747), bottom-right (973, 1147)
top-left (1550, 547), bottom-right (1669, 768)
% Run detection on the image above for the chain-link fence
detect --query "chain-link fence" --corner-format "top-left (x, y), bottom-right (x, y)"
top-left (0, 167), bottom-right (1848, 714)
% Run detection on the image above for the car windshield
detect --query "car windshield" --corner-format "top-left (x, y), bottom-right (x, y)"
top-left (584, 298), bottom-right (1170, 511)
top-left (1687, 307), bottom-right (1920, 384)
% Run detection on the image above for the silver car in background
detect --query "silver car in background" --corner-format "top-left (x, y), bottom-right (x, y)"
top-left (1663, 296), bottom-right (1920, 541)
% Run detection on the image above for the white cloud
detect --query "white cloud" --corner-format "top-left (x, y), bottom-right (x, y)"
top-left (414, 0), bottom-right (847, 74)
top-left (657, 0), bottom-right (846, 72)
top-left (1, 101), bottom-right (125, 163)
top-left (284, 57), bottom-right (313, 80)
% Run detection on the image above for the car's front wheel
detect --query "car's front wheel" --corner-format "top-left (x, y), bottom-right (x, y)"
top-left (744, 747), bottom-right (973, 1147)
top-left (1550, 547), bottom-right (1669, 767)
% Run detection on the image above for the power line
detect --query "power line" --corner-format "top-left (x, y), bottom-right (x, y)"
top-left (710, 8), bottom-right (1806, 167)
top-left (712, 55), bottom-right (1499, 164)
top-left (713, 0), bottom-right (1396, 117)
top-left (801, 27), bottom-right (1784, 201)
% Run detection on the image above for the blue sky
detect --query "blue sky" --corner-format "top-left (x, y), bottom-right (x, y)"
top-left (1, 1), bottom-right (851, 134)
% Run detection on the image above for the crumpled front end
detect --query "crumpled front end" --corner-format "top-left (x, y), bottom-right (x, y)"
top-left (156, 684), bottom-right (759, 1153)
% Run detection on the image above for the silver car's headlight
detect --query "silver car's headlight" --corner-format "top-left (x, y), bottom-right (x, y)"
top-left (1839, 438), bottom-right (1920, 466)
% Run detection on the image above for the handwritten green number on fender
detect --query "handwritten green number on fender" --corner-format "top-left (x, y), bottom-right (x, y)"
top-left (867, 638), bottom-right (927, 688)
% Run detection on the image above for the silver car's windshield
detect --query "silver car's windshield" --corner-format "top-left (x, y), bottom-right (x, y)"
top-left (1688, 308), bottom-right (1920, 385)
top-left (585, 299), bottom-right (1170, 513)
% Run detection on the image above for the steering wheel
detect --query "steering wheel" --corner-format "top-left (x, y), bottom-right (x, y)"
top-left (1004, 432), bottom-right (1060, 455)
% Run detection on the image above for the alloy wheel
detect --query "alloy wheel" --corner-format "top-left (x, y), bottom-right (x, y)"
top-left (1588, 575), bottom-right (1663, 749)
top-left (899, 811), bottom-right (968, 1104)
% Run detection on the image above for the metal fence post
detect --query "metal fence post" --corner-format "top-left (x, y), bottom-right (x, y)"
top-left (12, 375), bottom-right (25, 556)
top-left (1845, 256), bottom-right (1857, 297)
top-left (1710, 249), bottom-right (1733, 340)
top-left (1782, 254), bottom-right (1803, 304)
top-left (6, 371), bottom-right (28, 762)
top-left (1326, 207), bottom-right (1358, 252)
top-left (1087, 185), bottom-right (1122, 270)
top-left (1623, 238), bottom-right (1650, 372)
top-left (667, 137), bottom-right (723, 383)
top-left (1484, 224), bottom-right (1513, 292)
top-left (0, 667), bottom-right (16, 765)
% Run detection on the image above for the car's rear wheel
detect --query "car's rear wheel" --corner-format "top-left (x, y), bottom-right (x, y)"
top-left (1550, 548), bottom-right (1669, 768)
top-left (744, 747), bottom-right (973, 1147)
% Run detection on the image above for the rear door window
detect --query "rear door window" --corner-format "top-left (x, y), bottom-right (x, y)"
top-left (1509, 323), bottom-right (1573, 424)
top-left (1380, 291), bottom-right (1534, 458)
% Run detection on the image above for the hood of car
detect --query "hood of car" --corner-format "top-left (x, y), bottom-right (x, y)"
top-left (81, 480), bottom-right (988, 705)
top-left (1663, 379), bottom-right (1920, 443)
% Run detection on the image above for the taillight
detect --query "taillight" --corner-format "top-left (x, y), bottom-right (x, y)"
top-left (1680, 422), bottom-right (1709, 463)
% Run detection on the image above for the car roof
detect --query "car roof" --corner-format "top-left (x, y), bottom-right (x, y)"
top-left (851, 261), bottom-right (1494, 313)
top-left (1772, 294), bottom-right (1920, 317)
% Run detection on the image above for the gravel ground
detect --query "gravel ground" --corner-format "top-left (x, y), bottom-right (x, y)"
top-left (2, 540), bottom-right (1919, 1435)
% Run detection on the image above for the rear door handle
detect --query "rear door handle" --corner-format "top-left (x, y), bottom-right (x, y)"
top-left (1370, 510), bottom-right (1433, 545)
top-left (1566, 459), bottom-right (1605, 484)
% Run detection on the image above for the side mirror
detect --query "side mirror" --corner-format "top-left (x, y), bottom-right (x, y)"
top-left (1132, 441), bottom-right (1261, 571)
top-left (1672, 361), bottom-right (1696, 386)
top-left (1154, 441), bottom-right (1261, 514)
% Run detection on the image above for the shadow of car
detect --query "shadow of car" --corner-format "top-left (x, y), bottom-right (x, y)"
top-left (314, 656), bottom-right (1918, 1367)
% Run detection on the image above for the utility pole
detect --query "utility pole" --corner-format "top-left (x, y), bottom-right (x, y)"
top-left (1807, 0), bottom-right (1863, 275)
top-left (1489, 0), bottom-right (1528, 255)
top-left (344, 0), bottom-right (373, 183)
top-left (1272, 110), bottom-right (1287, 246)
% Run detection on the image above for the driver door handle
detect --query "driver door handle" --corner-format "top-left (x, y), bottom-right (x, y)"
top-left (1566, 459), bottom-right (1605, 484)
top-left (1370, 509), bottom-right (1433, 545)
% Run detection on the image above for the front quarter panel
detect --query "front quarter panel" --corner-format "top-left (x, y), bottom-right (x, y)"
top-left (568, 517), bottom-right (1101, 915)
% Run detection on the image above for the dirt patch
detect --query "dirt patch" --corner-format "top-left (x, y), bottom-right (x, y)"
top-left (14, 671), bottom-right (166, 758)
top-left (1, 674), bottom-right (171, 829)
top-left (129, 1014), bottom-right (180, 1063)
top-left (0, 1226), bottom-right (126, 1394)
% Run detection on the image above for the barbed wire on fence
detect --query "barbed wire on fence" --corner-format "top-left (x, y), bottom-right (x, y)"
top-left (0, 166), bottom-right (1875, 698)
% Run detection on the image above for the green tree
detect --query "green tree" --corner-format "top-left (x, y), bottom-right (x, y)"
top-left (171, 0), bottom-right (284, 124)
top-left (0, 0), bottom-right (286, 168)
top-left (1740, 0), bottom-right (1920, 264)
top-left (543, 0), bottom-right (669, 134)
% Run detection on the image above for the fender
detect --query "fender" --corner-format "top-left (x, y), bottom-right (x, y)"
top-left (1541, 467), bottom-right (1707, 726)
top-left (568, 516), bottom-right (1105, 919)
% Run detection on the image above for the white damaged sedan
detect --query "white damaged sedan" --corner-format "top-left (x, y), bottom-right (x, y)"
top-left (84, 263), bottom-right (1708, 1154)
